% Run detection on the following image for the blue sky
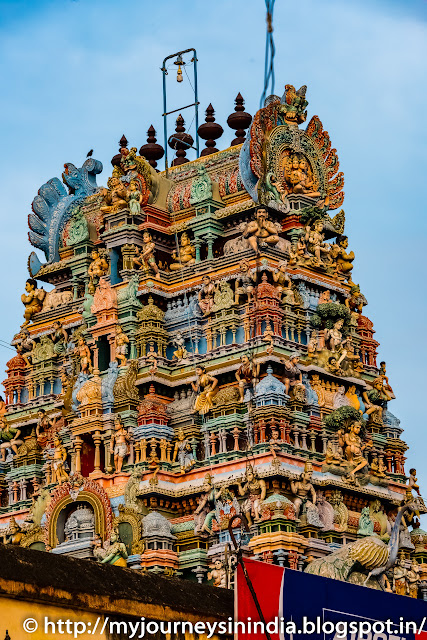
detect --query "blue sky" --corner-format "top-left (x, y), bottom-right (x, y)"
top-left (1, 0), bottom-right (427, 496)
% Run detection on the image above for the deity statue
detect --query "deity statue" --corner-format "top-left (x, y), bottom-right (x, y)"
top-left (318, 289), bottom-right (331, 305)
top-left (304, 220), bottom-right (330, 265)
top-left (290, 461), bottom-right (317, 519)
top-left (14, 327), bottom-right (35, 365)
top-left (345, 284), bottom-right (367, 315)
top-left (408, 468), bottom-right (421, 496)
top-left (4, 517), bottom-right (24, 545)
top-left (74, 336), bottom-right (92, 374)
top-left (272, 260), bottom-right (293, 301)
top-left (110, 415), bottom-right (130, 473)
top-left (193, 474), bottom-right (223, 535)
top-left (370, 455), bottom-right (387, 478)
top-left (324, 318), bottom-right (345, 352)
top-left (21, 278), bottom-right (46, 326)
top-left (0, 419), bottom-right (22, 462)
top-left (235, 354), bottom-right (260, 402)
top-left (263, 321), bottom-right (274, 354)
top-left (36, 409), bottom-right (56, 448)
top-left (280, 352), bottom-right (303, 395)
top-left (392, 557), bottom-right (408, 596)
top-left (99, 175), bottom-right (128, 214)
top-left (127, 180), bottom-right (143, 214)
top-left (172, 332), bottom-right (189, 361)
top-left (307, 330), bottom-right (319, 360)
top-left (378, 361), bottom-right (395, 398)
top-left (327, 354), bottom-right (345, 376)
top-left (88, 249), bottom-right (109, 285)
top-left (362, 377), bottom-right (394, 423)
top-left (338, 420), bottom-right (370, 484)
top-left (51, 436), bottom-right (69, 485)
top-left (48, 320), bottom-right (68, 357)
top-left (242, 207), bottom-right (280, 253)
top-left (324, 437), bottom-right (344, 466)
top-left (145, 343), bottom-right (158, 373)
top-left (172, 428), bottom-right (195, 474)
top-left (407, 561), bottom-right (420, 599)
top-left (316, 492), bottom-right (335, 531)
top-left (191, 366), bottom-right (218, 415)
top-left (115, 324), bottom-right (129, 366)
top-left (284, 154), bottom-right (320, 197)
top-left (170, 232), bottom-right (196, 270)
top-left (132, 232), bottom-right (160, 279)
top-left (207, 560), bottom-right (228, 588)
top-left (97, 528), bottom-right (128, 567)
top-left (237, 464), bottom-right (267, 526)
top-left (330, 235), bottom-right (355, 283)
top-left (234, 259), bottom-right (256, 305)
top-left (198, 275), bottom-right (217, 316)
top-left (269, 427), bottom-right (283, 458)
top-left (357, 506), bottom-right (375, 536)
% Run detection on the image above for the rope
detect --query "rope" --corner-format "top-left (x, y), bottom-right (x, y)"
top-left (260, 0), bottom-right (276, 108)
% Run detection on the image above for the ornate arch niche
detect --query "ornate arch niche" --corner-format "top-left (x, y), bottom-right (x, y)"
top-left (44, 478), bottom-right (113, 548)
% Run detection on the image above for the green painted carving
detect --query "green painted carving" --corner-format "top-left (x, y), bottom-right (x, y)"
top-left (189, 164), bottom-right (212, 205)
top-left (66, 206), bottom-right (90, 246)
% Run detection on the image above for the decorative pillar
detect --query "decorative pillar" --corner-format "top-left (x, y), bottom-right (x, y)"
top-left (93, 431), bottom-right (102, 472)
top-left (19, 478), bottom-right (27, 501)
top-left (233, 427), bottom-right (240, 451)
top-left (74, 437), bottom-right (83, 474)
top-left (194, 238), bottom-right (202, 263)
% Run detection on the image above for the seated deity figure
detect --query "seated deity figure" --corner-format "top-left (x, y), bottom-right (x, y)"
top-left (237, 464), bottom-right (267, 526)
top-left (0, 419), bottom-right (23, 462)
top-left (330, 235), bottom-right (355, 283)
top-left (305, 220), bottom-right (330, 264)
top-left (110, 416), bottom-right (130, 473)
top-left (362, 377), bottom-right (394, 422)
top-left (115, 325), bottom-right (129, 366)
top-left (290, 461), bottom-right (317, 518)
top-left (284, 154), bottom-right (320, 197)
top-left (324, 318), bottom-right (345, 352)
top-left (234, 259), bottom-right (257, 305)
top-left (96, 528), bottom-right (128, 567)
top-left (88, 250), bottom-right (109, 285)
top-left (235, 354), bottom-right (260, 402)
top-left (272, 260), bottom-right (294, 302)
top-left (21, 278), bottom-right (46, 326)
top-left (193, 474), bottom-right (223, 535)
top-left (14, 327), bottom-right (35, 365)
top-left (338, 420), bottom-right (370, 483)
top-left (242, 207), bottom-right (280, 253)
top-left (99, 174), bottom-right (128, 214)
top-left (280, 352), bottom-right (303, 396)
top-left (191, 366), bottom-right (218, 415)
top-left (170, 232), bottom-right (196, 270)
top-left (172, 428), bottom-right (195, 474)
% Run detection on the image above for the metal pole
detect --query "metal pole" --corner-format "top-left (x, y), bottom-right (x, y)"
top-left (193, 52), bottom-right (200, 158)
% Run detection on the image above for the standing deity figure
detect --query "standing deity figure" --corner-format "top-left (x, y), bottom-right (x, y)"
top-left (234, 259), bottom-right (257, 305)
top-left (51, 436), bottom-right (69, 485)
top-left (269, 427), bottom-right (283, 458)
top-left (370, 455), bottom-right (387, 478)
top-left (272, 260), bottom-right (293, 301)
top-left (290, 461), bottom-right (317, 519)
top-left (74, 336), bottom-right (92, 374)
top-left (172, 332), bottom-right (188, 361)
top-left (132, 232), bottom-right (160, 279)
top-left (88, 250), bottom-right (109, 285)
top-left (36, 409), bottom-right (56, 448)
top-left (191, 366), bottom-right (218, 415)
top-left (98, 528), bottom-right (128, 567)
top-left (338, 420), bottom-right (370, 482)
top-left (242, 207), bottom-right (280, 253)
top-left (50, 320), bottom-right (68, 356)
top-left (172, 428), bottom-right (195, 474)
top-left (280, 352), bottom-right (303, 395)
top-left (170, 232), bottom-right (196, 270)
top-left (407, 561), bottom-right (420, 599)
top-left (237, 464), bottom-right (267, 526)
top-left (305, 220), bottom-right (330, 264)
top-left (193, 474), bottom-right (223, 535)
top-left (345, 284), bottom-right (367, 315)
top-left (408, 468), bottom-right (421, 496)
top-left (127, 180), bottom-right (143, 214)
top-left (392, 557), bottom-right (408, 596)
top-left (235, 354), bottom-right (260, 402)
top-left (115, 325), bottom-right (129, 366)
top-left (21, 278), bottom-right (46, 326)
top-left (0, 418), bottom-right (23, 462)
top-left (362, 377), bottom-right (394, 422)
top-left (198, 275), bottom-right (217, 316)
top-left (324, 318), bottom-right (345, 352)
top-left (14, 327), bottom-right (35, 365)
top-left (99, 175), bottom-right (128, 214)
top-left (110, 415), bottom-right (130, 473)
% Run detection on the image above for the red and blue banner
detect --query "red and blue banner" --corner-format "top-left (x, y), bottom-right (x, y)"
top-left (235, 559), bottom-right (427, 640)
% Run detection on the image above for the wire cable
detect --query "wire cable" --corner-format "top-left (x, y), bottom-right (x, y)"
top-left (260, 0), bottom-right (276, 108)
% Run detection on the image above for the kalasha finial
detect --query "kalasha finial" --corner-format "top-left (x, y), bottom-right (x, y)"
top-left (139, 125), bottom-right (164, 170)
top-left (197, 103), bottom-right (224, 157)
top-left (111, 134), bottom-right (128, 167)
top-left (168, 115), bottom-right (194, 167)
top-left (227, 93), bottom-right (252, 146)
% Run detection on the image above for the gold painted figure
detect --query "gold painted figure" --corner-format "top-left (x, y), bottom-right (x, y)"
top-left (110, 415), bottom-right (130, 473)
top-left (99, 175), bottom-right (127, 214)
top-left (192, 366), bottom-right (218, 415)
top-left (170, 232), bottom-right (196, 270)
top-left (237, 464), bottom-right (267, 526)
top-left (242, 207), bottom-right (280, 253)
top-left (338, 421), bottom-right (370, 483)
top-left (51, 436), bottom-right (69, 485)
top-left (21, 278), bottom-right (46, 326)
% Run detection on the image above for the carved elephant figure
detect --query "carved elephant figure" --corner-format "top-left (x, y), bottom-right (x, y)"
top-left (43, 289), bottom-right (73, 310)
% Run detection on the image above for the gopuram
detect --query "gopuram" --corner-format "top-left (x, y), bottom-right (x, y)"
top-left (1, 84), bottom-right (425, 597)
